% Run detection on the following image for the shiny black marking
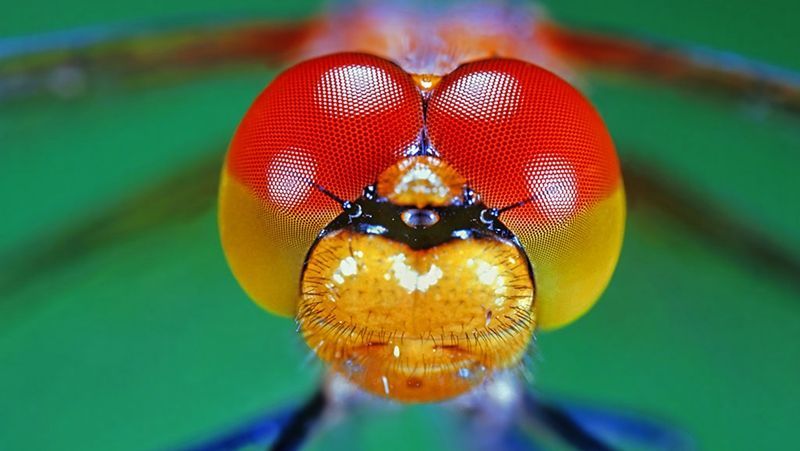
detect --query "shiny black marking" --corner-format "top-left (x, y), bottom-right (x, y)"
top-left (319, 194), bottom-right (521, 251)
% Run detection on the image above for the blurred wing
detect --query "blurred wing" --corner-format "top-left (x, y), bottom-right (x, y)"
top-left (539, 22), bottom-right (800, 115)
top-left (0, 16), bottom-right (317, 101)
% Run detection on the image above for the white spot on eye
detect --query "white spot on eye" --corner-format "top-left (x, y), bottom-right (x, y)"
top-left (393, 345), bottom-right (400, 358)
top-left (266, 147), bottom-right (317, 211)
top-left (332, 274), bottom-right (345, 285)
top-left (315, 64), bottom-right (403, 118)
top-left (441, 71), bottom-right (521, 120)
top-left (527, 154), bottom-right (578, 221)
top-left (387, 254), bottom-right (444, 293)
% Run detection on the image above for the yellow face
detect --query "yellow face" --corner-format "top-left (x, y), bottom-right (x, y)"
top-left (297, 157), bottom-right (536, 402)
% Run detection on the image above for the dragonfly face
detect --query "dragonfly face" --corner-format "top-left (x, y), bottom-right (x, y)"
top-left (298, 156), bottom-right (536, 402)
top-left (219, 52), bottom-right (625, 402)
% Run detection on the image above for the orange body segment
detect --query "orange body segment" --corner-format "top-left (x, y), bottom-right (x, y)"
top-left (299, 230), bottom-right (535, 402)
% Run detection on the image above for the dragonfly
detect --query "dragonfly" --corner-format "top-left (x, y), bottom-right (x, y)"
top-left (1, 1), bottom-right (798, 450)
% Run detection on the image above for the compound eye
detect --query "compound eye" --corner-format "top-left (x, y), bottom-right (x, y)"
top-left (400, 209), bottom-right (440, 228)
top-left (220, 53), bottom-right (423, 316)
top-left (427, 59), bottom-right (621, 226)
top-left (427, 59), bottom-right (625, 330)
top-left (229, 53), bottom-right (423, 216)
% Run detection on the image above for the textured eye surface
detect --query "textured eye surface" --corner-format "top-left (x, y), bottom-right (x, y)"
top-left (427, 59), bottom-right (625, 329)
top-left (220, 53), bottom-right (423, 316)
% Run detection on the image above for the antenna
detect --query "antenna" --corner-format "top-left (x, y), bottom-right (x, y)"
top-left (497, 196), bottom-right (537, 215)
top-left (309, 181), bottom-right (346, 206)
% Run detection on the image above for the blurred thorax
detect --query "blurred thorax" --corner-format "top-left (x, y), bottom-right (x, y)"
top-left (302, 1), bottom-right (570, 78)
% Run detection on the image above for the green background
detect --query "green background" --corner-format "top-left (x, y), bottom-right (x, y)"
top-left (1, 1), bottom-right (798, 450)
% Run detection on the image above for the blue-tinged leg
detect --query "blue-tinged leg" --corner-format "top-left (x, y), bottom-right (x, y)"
top-left (561, 403), bottom-right (693, 451)
top-left (176, 389), bottom-right (327, 451)
top-left (269, 390), bottom-right (327, 451)
top-left (522, 390), bottom-right (693, 451)
top-left (521, 392), bottom-right (616, 451)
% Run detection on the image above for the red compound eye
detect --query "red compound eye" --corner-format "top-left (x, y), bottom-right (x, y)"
top-left (427, 59), bottom-right (621, 228)
top-left (220, 53), bottom-right (422, 316)
top-left (227, 52), bottom-right (423, 217)
top-left (427, 59), bottom-right (625, 329)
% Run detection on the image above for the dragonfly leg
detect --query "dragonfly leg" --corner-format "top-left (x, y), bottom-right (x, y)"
top-left (449, 372), bottom-right (539, 451)
top-left (174, 386), bottom-right (328, 451)
top-left (521, 391), bottom-right (616, 451)
top-left (453, 372), bottom-right (692, 450)
top-left (269, 388), bottom-right (327, 451)
top-left (451, 372), bottom-right (615, 450)
top-left (522, 390), bottom-right (694, 451)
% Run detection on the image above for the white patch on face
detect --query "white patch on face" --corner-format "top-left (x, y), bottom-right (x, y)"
top-left (467, 258), bottom-right (507, 307)
top-left (315, 64), bottom-right (403, 118)
top-left (526, 154), bottom-right (579, 221)
top-left (475, 260), bottom-right (499, 286)
top-left (338, 256), bottom-right (358, 276)
top-left (266, 147), bottom-right (317, 210)
top-left (387, 253), bottom-right (444, 293)
top-left (332, 256), bottom-right (359, 286)
top-left (441, 71), bottom-right (522, 120)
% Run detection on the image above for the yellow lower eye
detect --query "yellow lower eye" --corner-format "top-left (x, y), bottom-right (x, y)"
top-left (297, 230), bottom-right (535, 402)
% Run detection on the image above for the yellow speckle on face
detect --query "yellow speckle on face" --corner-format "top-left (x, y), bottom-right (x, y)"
top-left (298, 230), bottom-right (535, 402)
